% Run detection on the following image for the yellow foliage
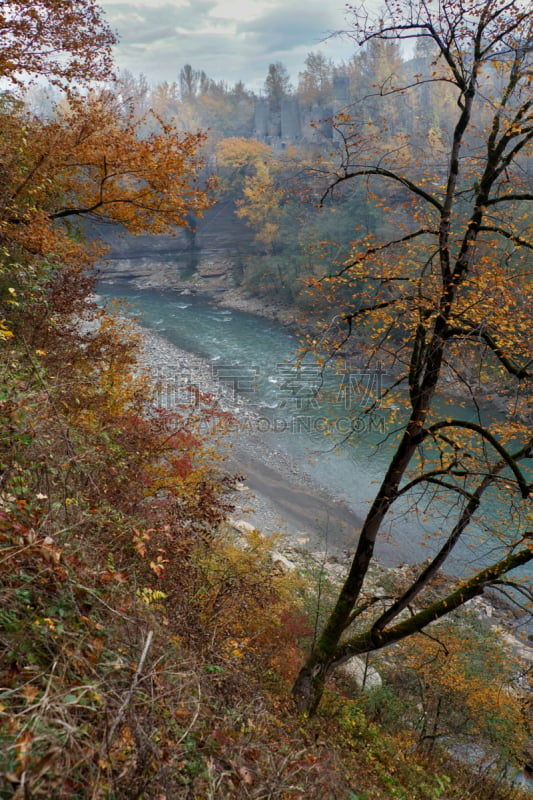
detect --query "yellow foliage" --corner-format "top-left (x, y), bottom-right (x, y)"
top-left (0, 320), bottom-right (14, 339)
top-left (397, 619), bottom-right (527, 756)
top-left (236, 162), bottom-right (283, 251)
top-left (215, 136), bottom-right (272, 190)
top-left (191, 526), bottom-right (306, 664)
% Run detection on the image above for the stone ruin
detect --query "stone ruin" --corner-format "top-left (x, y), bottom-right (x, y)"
top-left (253, 74), bottom-right (350, 150)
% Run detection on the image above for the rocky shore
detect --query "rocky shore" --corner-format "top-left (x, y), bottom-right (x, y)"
top-left (136, 323), bottom-right (364, 554)
top-left (133, 321), bottom-right (533, 664)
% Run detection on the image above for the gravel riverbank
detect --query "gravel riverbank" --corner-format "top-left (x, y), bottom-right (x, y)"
top-left (132, 319), bottom-right (533, 661)
top-left (137, 323), bottom-right (365, 554)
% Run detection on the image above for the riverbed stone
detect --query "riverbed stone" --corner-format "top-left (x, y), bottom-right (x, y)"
top-left (336, 657), bottom-right (382, 693)
top-left (271, 551), bottom-right (297, 572)
top-left (227, 518), bottom-right (257, 535)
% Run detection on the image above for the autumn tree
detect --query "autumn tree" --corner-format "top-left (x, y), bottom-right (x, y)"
top-left (0, 0), bottom-right (115, 88)
top-left (236, 159), bottom-right (284, 252)
top-left (298, 52), bottom-right (334, 107)
top-left (0, 0), bottom-right (213, 347)
top-left (215, 136), bottom-right (273, 196)
top-left (392, 619), bottom-right (528, 760)
top-left (292, 0), bottom-right (533, 714)
top-left (0, 90), bottom-right (211, 274)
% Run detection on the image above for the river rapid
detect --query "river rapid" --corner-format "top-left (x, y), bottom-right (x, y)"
top-left (97, 281), bottom-right (532, 592)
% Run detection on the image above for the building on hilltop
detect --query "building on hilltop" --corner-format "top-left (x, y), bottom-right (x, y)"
top-left (253, 71), bottom-right (352, 150)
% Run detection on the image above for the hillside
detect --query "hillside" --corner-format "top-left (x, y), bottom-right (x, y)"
top-left (1, 0), bottom-right (532, 795)
top-left (1, 266), bottom-right (531, 798)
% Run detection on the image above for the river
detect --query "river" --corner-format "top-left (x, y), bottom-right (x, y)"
top-left (97, 282), bottom-right (532, 584)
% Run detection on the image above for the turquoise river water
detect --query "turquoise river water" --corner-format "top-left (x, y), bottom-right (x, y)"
top-left (98, 283), bottom-right (532, 584)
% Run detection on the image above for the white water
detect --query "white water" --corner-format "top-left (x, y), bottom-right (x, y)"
top-left (98, 283), bottom-right (532, 584)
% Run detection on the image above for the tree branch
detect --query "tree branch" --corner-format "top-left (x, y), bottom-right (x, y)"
top-left (428, 420), bottom-right (531, 498)
top-left (478, 225), bottom-right (533, 251)
top-left (334, 545), bottom-right (533, 663)
top-left (323, 168), bottom-right (443, 212)
top-left (443, 324), bottom-right (532, 379)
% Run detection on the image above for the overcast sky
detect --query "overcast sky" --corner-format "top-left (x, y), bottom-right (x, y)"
top-left (98, 0), bottom-right (361, 91)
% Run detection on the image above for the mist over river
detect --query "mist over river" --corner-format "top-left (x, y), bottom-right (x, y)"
top-left (98, 282), bottom-right (532, 584)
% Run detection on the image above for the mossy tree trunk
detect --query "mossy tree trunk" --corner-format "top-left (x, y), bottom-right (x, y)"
top-left (292, 0), bottom-right (533, 715)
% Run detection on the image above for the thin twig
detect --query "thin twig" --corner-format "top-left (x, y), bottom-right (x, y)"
top-left (91, 630), bottom-right (154, 799)
top-left (106, 630), bottom-right (153, 748)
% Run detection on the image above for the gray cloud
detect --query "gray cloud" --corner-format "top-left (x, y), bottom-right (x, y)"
top-left (237, 5), bottom-right (337, 53)
top-left (99, 1), bottom-right (357, 89)
top-left (104, 2), bottom-right (220, 41)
